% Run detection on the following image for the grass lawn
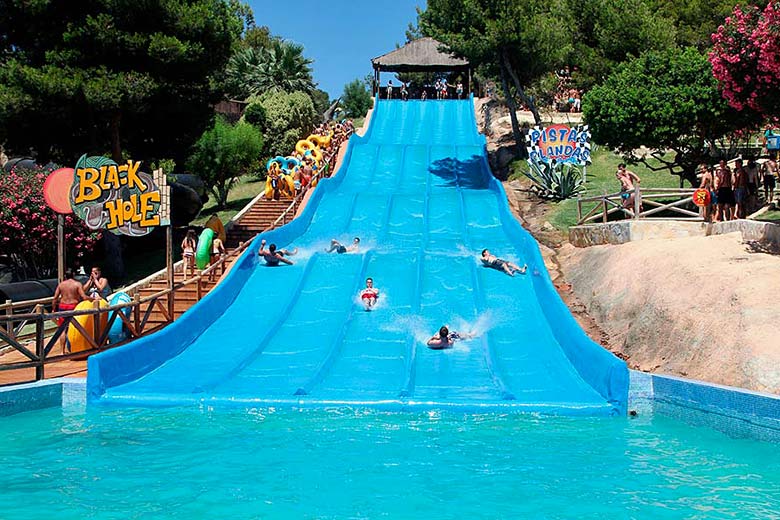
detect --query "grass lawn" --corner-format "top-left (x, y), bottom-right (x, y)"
top-left (756, 209), bottom-right (780, 223)
top-left (191, 175), bottom-right (265, 227)
top-left (510, 147), bottom-right (684, 230)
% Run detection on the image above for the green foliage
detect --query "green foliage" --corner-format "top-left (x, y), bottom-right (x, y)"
top-left (583, 47), bottom-right (759, 185)
top-left (0, 0), bottom-right (243, 164)
top-left (187, 118), bottom-right (263, 209)
top-left (256, 90), bottom-right (317, 159)
top-left (341, 79), bottom-right (373, 119)
top-left (149, 158), bottom-right (177, 176)
top-left (0, 166), bottom-right (101, 279)
top-left (310, 89), bottom-right (332, 119)
top-left (225, 40), bottom-right (315, 99)
top-left (649, 0), bottom-right (741, 51)
top-left (522, 161), bottom-right (586, 200)
top-left (243, 102), bottom-right (266, 128)
top-left (565, 0), bottom-right (677, 89)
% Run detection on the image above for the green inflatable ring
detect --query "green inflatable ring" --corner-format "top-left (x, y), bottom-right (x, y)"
top-left (196, 228), bottom-right (214, 270)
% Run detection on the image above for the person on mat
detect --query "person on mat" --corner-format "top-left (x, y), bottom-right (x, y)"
top-left (359, 277), bottom-right (379, 310)
top-left (427, 326), bottom-right (472, 350)
top-left (480, 249), bottom-right (527, 276)
top-left (258, 239), bottom-right (296, 266)
top-left (327, 237), bottom-right (360, 254)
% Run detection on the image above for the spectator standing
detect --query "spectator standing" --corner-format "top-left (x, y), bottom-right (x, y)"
top-left (698, 164), bottom-right (715, 222)
top-left (616, 163), bottom-right (642, 212)
top-left (387, 80), bottom-right (393, 100)
top-left (714, 160), bottom-right (734, 221)
top-left (733, 159), bottom-right (748, 219)
top-left (83, 266), bottom-right (111, 300)
top-left (456, 82), bottom-right (464, 99)
top-left (762, 156), bottom-right (777, 203)
top-left (52, 269), bottom-right (88, 353)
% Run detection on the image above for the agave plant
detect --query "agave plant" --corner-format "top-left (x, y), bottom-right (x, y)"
top-left (522, 160), bottom-right (585, 200)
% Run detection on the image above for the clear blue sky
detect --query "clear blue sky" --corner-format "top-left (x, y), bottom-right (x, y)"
top-left (246, 0), bottom-right (426, 100)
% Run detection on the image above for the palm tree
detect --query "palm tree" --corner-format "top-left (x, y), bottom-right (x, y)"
top-left (226, 40), bottom-right (315, 99)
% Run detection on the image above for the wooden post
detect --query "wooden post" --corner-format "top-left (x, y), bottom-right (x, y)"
top-left (93, 299), bottom-right (101, 347)
top-left (166, 225), bottom-right (174, 319)
top-left (35, 305), bottom-right (45, 381)
top-left (57, 213), bottom-right (65, 282)
top-left (633, 184), bottom-right (641, 219)
top-left (4, 299), bottom-right (12, 338)
top-left (133, 288), bottom-right (141, 333)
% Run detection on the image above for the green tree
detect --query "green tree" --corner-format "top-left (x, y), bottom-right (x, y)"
top-left (187, 118), bottom-right (263, 209)
top-left (583, 47), bottom-right (758, 186)
top-left (341, 79), bottom-right (373, 119)
top-left (0, 0), bottom-right (243, 278)
top-left (566, 0), bottom-right (677, 89)
top-left (310, 89), bottom-right (332, 120)
top-left (420, 0), bottom-right (572, 154)
top-left (225, 40), bottom-right (315, 99)
top-left (255, 90), bottom-right (317, 159)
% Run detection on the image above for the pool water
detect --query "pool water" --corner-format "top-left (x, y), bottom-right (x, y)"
top-left (1, 405), bottom-right (778, 519)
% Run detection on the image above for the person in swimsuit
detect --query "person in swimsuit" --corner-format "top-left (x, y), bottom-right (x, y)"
top-left (209, 236), bottom-right (226, 281)
top-left (83, 266), bottom-right (111, 300)
top-left (52, 269), bottom-right (88, 353)
top-left (698, 164), bottom-right (715, 222)
top-left (480, 249), bottom-right (527, 276)
top-left (258, 239), bottom-right (296, 266)
top-left (733, 159), bottom-right (748, 219)
top-left (616, 163), bottom-right (641, 211)
top-left (427, 326), bottom-right (473, 350)
top-left (327, 237), bottom-right (360, 254)
top-left (714, 160), bottom-right (734, 221)
top-left (763, 157), bottom-right (777, 203)
top-left (181, 229), bottom-right (197, 279)
top-left (359, 277), bottom-right (379, 310)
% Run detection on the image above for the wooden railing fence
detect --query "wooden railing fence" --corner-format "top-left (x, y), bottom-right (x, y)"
top-left (576, 187), bottom-right (702, 225)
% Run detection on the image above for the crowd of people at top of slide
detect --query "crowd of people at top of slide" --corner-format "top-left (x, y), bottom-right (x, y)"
top-left (267, 120), bottom-right (355, 201)
top-left (697, 157), bottom-right (778, 222)
top-left (385, 78), bottom-right (465, 101)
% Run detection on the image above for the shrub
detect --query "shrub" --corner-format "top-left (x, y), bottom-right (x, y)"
top-left (522, 161), bottom-right (585, 200)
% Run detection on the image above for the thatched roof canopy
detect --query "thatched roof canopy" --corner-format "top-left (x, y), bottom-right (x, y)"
top-left (371, 37), bottom-right (470, 73)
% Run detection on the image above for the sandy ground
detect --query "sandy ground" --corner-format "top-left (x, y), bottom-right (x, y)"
top-left (558, 233), bottom-right (780, 393)
top-left (486, 97), bottom-right (780, 395)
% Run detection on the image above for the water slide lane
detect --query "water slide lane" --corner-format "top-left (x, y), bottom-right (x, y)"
top-left (92, 98), bottom-right (627, 414)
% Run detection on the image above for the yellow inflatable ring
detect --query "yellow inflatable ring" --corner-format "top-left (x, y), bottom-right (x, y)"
top-left (296, 139), bottom-right (315, 155)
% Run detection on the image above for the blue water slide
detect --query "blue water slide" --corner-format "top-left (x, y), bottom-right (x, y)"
top-left (88, 97), bottom-right (628, 415)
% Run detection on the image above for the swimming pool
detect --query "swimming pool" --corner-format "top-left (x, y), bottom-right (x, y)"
top-left (1, 401), bottom-right (779, 519)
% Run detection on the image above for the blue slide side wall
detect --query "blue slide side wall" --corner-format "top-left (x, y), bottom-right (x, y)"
top-left (87, 131), bottom-right (368, 401)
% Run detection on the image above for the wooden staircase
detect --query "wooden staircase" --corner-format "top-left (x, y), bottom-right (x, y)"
top-left (136, 198), bottom-right (295, 329)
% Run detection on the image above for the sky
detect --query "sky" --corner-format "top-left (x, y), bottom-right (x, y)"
top-left (246, 0), bottom-right (427, 100)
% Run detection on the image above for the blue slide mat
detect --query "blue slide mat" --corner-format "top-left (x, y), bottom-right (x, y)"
top-left (88, 98), bottom-right (628, 416)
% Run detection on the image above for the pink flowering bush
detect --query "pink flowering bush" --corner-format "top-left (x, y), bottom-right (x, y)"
top-left (0, 166), bottom-right (101, 278)
top-left (710, 2), bottom-right (780, 120)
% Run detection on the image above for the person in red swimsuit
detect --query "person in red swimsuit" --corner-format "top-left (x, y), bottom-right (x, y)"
top-left (52, 269), bottom-right (88, 353)
top-left (359, 277), bottom-right (379, 310)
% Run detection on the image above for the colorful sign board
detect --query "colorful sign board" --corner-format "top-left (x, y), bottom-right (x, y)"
top-left (526, 124), bottom-right (591, 166)
top-left (44, 155), bottom-right (170, 236)
top-left (692, 188), bottom-right (711, 207)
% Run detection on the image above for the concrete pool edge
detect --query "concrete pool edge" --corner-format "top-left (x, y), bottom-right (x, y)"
top-left (3, 373), bottom-right (780, 442)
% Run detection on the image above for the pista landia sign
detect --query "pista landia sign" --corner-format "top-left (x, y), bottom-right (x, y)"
top-left (526, 124), bottom-right (591, 166)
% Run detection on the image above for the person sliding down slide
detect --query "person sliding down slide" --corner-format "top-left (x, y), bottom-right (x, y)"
top-left (359, 277), bottom-right (379, 311)
top-left (258, 239), bottom-right (297, 266)
top-left (480, 249), bottom-right (527, 277)
top-left (426, 326), bottom-right (473, 350)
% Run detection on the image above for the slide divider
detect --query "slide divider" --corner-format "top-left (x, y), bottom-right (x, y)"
top-left (398, 249), bottom-right (425, 398)
top-left (295, 252), bottom-right (374, 396)
top-left (458, 187), bottom-right (515, 401)
top-left (198, 256), bottom-right (320, 394)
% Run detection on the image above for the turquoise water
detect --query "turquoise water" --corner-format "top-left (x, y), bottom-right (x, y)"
top-left (1, 405), bottom-right (779, 519)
